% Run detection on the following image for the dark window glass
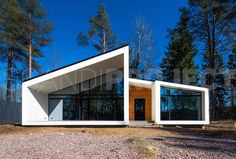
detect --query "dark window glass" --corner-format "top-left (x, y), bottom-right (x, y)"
top-left (89, 99), bottom-right (97, 120)
top-left (81, 99), bottom-right (89, 120)
top-left (48, 68), bottom-right (124, 121)
top-left (63, 97), bottom-right (77, 120)
top-left (135, 99), bottom-right (145, 120)
top-left (161, 87), bottom-right (202, 120)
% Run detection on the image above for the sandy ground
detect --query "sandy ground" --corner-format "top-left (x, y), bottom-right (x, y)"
top-left (0, 125), bottom-right (235, 159)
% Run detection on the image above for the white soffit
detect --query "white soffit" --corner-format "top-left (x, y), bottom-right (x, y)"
top-left (23, 46), bottom-right (128, 92)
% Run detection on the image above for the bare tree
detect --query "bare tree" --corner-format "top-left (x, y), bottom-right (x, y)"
top-left (130, 17), bottom-right (155, 79)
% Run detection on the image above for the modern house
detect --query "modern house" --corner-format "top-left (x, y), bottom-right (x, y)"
top-left (22, 45), bottom-right (209, 126)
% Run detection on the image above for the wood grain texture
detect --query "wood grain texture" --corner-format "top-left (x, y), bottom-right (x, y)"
top-left (129, 86), bottom-right (152, 120)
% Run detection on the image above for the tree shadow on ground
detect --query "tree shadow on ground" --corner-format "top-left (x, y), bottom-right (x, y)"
top-left (159, 127), bottom-right (236, 140)
top-left (152, 134), bottom-right (236, 155)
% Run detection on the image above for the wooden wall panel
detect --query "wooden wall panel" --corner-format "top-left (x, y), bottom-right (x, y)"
top-left (129, 86), bottom-right (152, 121)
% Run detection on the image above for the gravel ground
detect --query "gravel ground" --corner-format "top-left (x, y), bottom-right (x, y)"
top-left (152, 136), bottom-right (236, 158)
top-left (0, 128), bottom-right (235, 159)
top-left (0, 132), bottom-right (137, 159)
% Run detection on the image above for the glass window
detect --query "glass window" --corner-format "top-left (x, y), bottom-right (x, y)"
top-left (48, 68), bottom-right (124, 121)
top-left (63, 96), bottom-right (76, 120)
top-left (89, 99), bottom-right (97, 120)
top-left (161, 86), bottom-right (202, 120)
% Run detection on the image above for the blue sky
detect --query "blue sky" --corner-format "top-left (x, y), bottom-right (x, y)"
top-left (38, 0), bottom-right (188, 73)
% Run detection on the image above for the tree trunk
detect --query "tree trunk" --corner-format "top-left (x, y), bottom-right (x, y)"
top-left (231, 84), bottom-right (234, 119)
top-left (29, 13), bottom-right (32, 78)
top-left (29, 43), bottom-right (32, 78)
top-left (102, 29), bottom-right (106, 53)
top-left (205, 11), bottom-right (216, 120)
top-left (6, 51), bottom-right (13, 101)
top-left (211, 13), bottom-right (217, 120)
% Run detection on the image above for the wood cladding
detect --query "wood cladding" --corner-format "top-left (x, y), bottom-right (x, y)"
top-left (129, 86), bottom-right (152, 120)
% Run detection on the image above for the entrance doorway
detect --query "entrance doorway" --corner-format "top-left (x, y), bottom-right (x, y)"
top-left (135, 99), bottom-right (145, 120)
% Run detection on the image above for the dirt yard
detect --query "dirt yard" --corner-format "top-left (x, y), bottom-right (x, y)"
top-left (0, 125), bottom-right (235, 159)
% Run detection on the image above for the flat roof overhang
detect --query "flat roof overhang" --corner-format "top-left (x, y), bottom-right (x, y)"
top-left (23, 47), bottom-right (127, 94)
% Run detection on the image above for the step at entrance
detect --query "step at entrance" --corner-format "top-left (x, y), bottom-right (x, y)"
top-left (129, 121), bottom-right (155, 127)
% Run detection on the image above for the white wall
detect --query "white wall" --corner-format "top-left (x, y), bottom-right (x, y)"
top-left (22, 46), bottom-right (129, 126)
top-left (22, 84), bottom-right (48, 124)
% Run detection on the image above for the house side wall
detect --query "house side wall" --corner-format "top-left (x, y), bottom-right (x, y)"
top-left (22, 85), bottom-right (48, 124)
top-left (22, 46), bottom-right (129, 126)
top-left (129, 86), bottom-right (152, 121)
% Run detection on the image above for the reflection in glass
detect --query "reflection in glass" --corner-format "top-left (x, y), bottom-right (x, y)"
top-left (48, 69), bottom-right (124, 121)
top-left (161, 86), bottom-right (202, 120)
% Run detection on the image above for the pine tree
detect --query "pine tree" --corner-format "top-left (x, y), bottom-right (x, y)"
top-left (189, 0), bottom-right (236, 119)
top-left (0, 0), bottom-right (27, 101)
top-left (77, 4), bottom-right (116, 53)
top-left (18, 0), bottom-right (52, 78)
top-left (214, 72), bottom-right (227, 119)
top-left (0, 0), bottom-right (51, 100)
top-left (160, 8), bottom-right (198, 84)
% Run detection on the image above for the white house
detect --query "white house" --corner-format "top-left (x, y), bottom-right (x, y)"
top-left (22, 45), bottom-right (209, 126)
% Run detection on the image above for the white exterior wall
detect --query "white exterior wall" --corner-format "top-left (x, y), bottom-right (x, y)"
top-left (22, 84), bottom-right (48, 125)
top-left (22, 46), bottom-right (129, 126)
top-left (22, 45), bottom-right (210, 126)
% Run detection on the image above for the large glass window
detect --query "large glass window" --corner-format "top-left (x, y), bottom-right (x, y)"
top-left (48, 69), bottom-right (124, 121)
top-left (161, 86), bottom-right (202, 120)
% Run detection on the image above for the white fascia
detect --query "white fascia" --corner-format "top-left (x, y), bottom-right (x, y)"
top-left (155, 81), bottom-right (210, 125)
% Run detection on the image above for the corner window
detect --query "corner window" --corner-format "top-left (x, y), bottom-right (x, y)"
top-left (161, 86), bottom-right (203, 120)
